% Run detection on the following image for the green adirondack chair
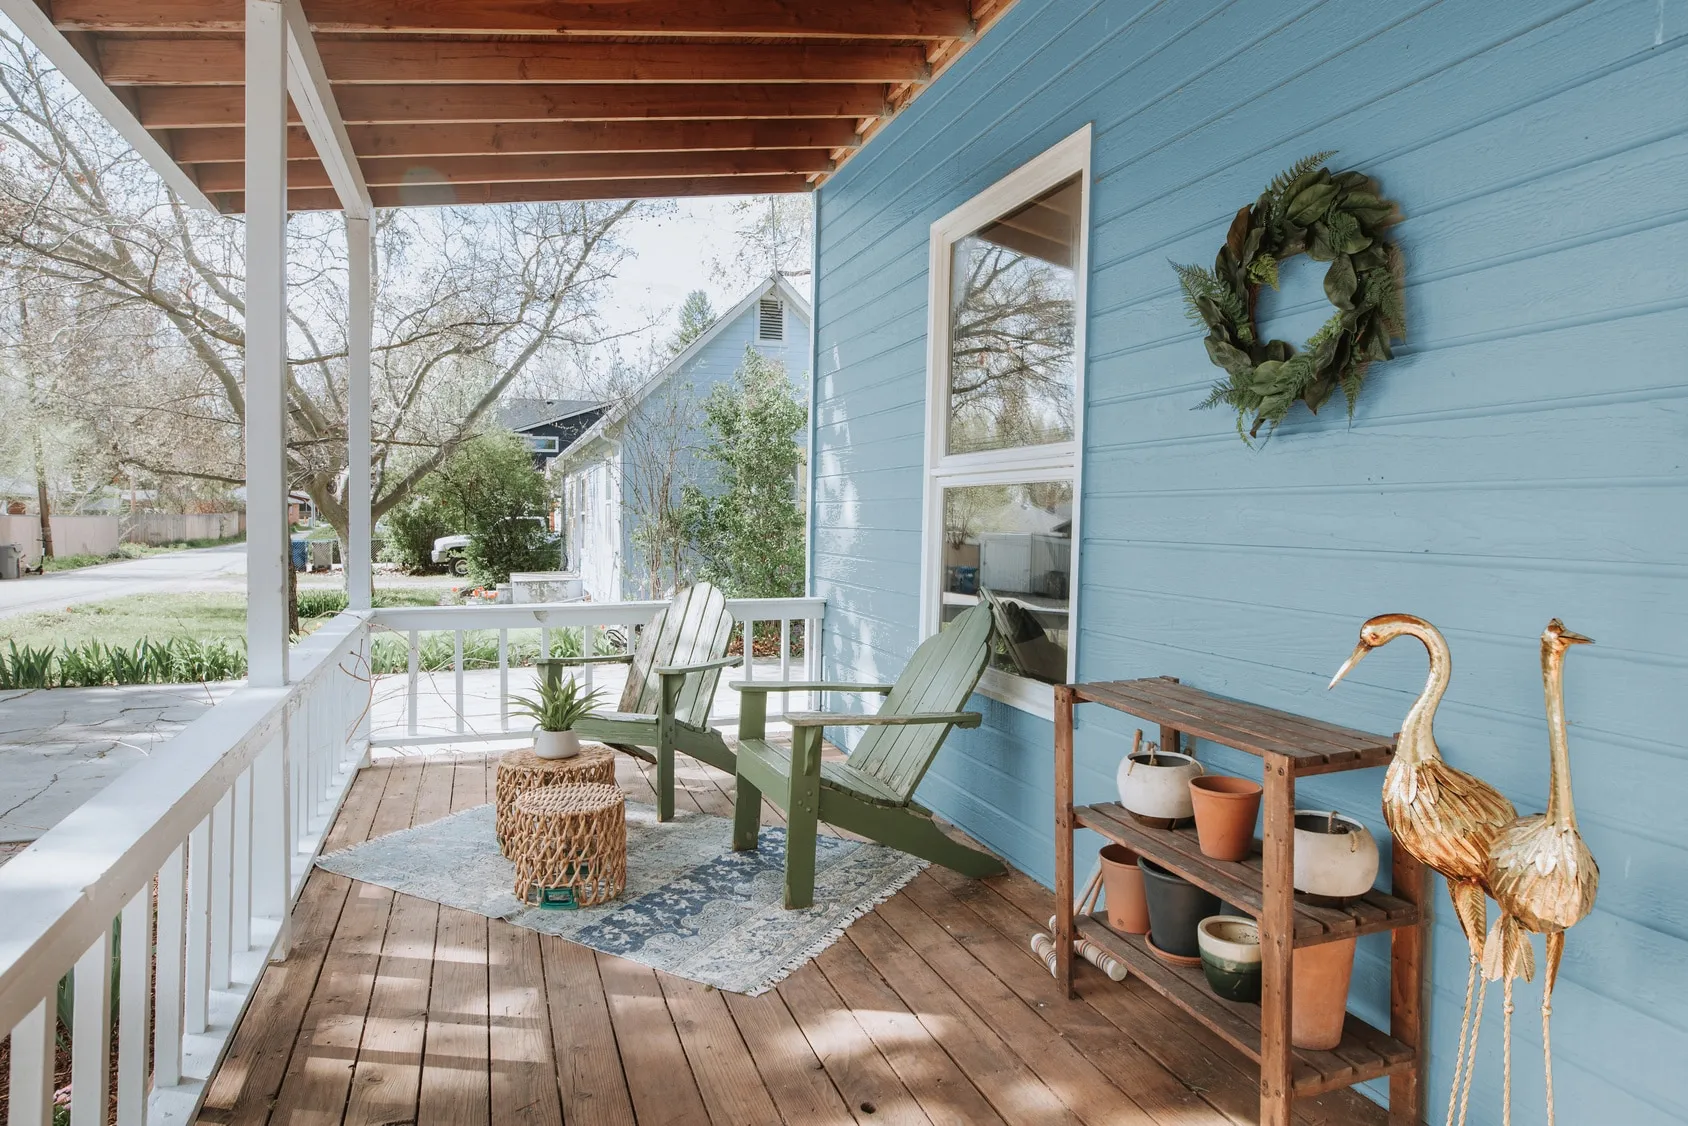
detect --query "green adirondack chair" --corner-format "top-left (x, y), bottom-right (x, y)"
top-left (539, 582), bottom-right (740, 822)
top-left (730, 601), bottom-right (1005, 909)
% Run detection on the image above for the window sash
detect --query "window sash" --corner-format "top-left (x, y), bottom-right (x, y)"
top-left (919, 126), bottom-right (1091, 718)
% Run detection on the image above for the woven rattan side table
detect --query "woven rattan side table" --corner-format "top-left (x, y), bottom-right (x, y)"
top-left (508, 783), bottom-right (627, 909)
top-left (495, 745), bottom-right (616, 855)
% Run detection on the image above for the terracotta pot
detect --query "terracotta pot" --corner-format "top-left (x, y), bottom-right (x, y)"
top-left (1292, 810), bottom-right (1380, 906)
top-left (1139, 858), bottom-right (1220, 959)
top-left (1117, 751), bottom-right (1203, 828)
top-left (1292, 936), bottom-right (1357, 1050)
top-left (1189, 775), bottom-right (1263, 862)
top-left (1197, 915), bottom-right (1261, 1003)
top-left (534, 729), bottom-right (581, 760)
top-left (1097, 844), bottom-right (1151, 935)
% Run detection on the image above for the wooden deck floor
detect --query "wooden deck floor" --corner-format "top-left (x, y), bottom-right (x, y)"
top-left (194, 749), bottom-right (1387, 1126)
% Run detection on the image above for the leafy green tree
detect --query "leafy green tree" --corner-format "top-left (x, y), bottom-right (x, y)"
top-left (681, 348), bottom-right (807, 598)
top-left (669, 290), bottom-right (716, 354)
top-left (425, 432), bottom-right (558, 584)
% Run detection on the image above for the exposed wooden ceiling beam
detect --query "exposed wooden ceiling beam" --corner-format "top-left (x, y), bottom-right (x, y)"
top-left (241, 172), bottom-right (812, 212)
top-left (54, 0), bottom-right (975, 40)
top-left (193, 148), bottom-right (834, 191)
top-left (99, 38), bottom-right (932, 85)
top-left (139, 83), bottom-right (890, 127)
top-left (168, 118), bottom-right (860, 162)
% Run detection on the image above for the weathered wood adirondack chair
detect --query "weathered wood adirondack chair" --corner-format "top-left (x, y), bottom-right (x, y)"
top-left (540, 583), bottom-right (739, 821)
top-left (730, 601), bottom-right (1004, 909)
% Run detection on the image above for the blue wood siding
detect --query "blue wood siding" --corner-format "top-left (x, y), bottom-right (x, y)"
top-left (620, 295), bottom-right (810, 597)
top-left (810, 1), bottom-right (1688, 1121)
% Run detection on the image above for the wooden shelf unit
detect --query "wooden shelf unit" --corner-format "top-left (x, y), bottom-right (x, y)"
top-left (1054, 677), bottom-right (1426, 1126)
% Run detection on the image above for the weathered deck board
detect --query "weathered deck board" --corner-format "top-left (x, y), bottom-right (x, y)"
top-left (194, 750), bottom-right (1388, 1126)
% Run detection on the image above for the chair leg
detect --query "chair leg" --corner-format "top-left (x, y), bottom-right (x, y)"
top-left (783, 727), bottom-right (822, 909)
top-left (732, 772), bottom-right (762, 852)
top-left (656, 743), bottom-right (676, 823)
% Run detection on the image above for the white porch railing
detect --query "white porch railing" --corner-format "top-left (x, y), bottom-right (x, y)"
top-left (0, 612), bottom-right (373, 1126)
top-left (367, 597), bottom-right (825, 746)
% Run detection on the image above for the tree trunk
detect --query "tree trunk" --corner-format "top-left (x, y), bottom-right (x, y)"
top-left (31, 428), bottom-right (53, 560)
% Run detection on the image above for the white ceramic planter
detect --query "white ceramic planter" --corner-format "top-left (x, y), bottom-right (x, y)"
top-left (534, 729), bottom-right (582, 760)
top-left (1117, 751), bottom-right (1204, 827)
top-left (1292, 810), bottom-right (1379, 904)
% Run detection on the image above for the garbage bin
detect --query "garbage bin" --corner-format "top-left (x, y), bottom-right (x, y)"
top-left (290, 537), bottom-right (309, 571)
top-left (0, 543), bottom-right (19, 580)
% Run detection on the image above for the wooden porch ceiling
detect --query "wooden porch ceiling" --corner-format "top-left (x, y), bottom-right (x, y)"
top-left (43, 0), bottom-right (1022, 212)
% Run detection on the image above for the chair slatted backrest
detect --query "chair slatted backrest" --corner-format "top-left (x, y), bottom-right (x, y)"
top-left (618, 582), bottom-right (734, 726)
top-left (849, 602), bottom-right (994, 804)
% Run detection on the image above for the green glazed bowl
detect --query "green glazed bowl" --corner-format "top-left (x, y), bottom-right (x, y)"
top-left (1197, 916), bottom-right (1262, 1004)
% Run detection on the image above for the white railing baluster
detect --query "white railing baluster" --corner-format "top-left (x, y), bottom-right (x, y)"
top-left (8, 997), bottom-right (55, 1126)
top-left (209, 789), bottom-right (232, 991)
top-left (232, 766), bottom-right (252, 952)
top-left (252, 736), bottom-right (287, 920)
top-left (779, 617), bottom-right (792, 718)
top-left (742, 619), bottom-right (756, 692)
top-left (454, 630), bottom-right (465, 734)
top-left (153, 844), bottom-right (186, 1088)
top-left (498, 628), bottom-right (509, 731)
top-left (70, 926), bottom-right (113, 1126)
top-left (185, 815), bottom-right (209, 1033)
top-left (117, 884), bottom-right (152, 1125)
top-left (584, 625), bottom-right (595, 692)
top-left (406, 628), bottom-right (419, 736)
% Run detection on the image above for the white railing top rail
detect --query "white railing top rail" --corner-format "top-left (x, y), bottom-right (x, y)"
top-left (0, 610), bottom-right (371, 1035)
top-left (368, 596), bottom-right (824, 633)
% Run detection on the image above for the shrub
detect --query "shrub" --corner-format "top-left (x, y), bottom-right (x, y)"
top-left (0, 637), bottom-right (248, 688)
top-left (297, 589), bottom-right (350, 618)
top-left (380, 494), bottom-right (454, 573)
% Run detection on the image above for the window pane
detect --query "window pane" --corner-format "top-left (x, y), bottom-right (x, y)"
top-left (947, 175), bottom-right (1080, 456)
top-left (939, 481), bottom-right (1073, 684)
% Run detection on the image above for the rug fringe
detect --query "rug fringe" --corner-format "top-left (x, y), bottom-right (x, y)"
top-left (740, 858), bottom-right (930, 997)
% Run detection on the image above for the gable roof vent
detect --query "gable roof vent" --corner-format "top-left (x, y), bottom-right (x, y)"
top-left (758, 297), bottom-right (785, 342)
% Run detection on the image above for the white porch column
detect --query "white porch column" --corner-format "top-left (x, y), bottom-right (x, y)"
top-left (345, 215), bottom-right (374, 609)
top-left (245, 0), bottom-right (289, 686)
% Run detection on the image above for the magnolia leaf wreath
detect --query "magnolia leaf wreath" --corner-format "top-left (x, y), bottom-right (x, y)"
top-left (1175, 153), bottom-right (1406, 442)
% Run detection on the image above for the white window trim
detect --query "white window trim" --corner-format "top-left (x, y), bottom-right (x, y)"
top-left (919, 124), bottom-right (1092, 723)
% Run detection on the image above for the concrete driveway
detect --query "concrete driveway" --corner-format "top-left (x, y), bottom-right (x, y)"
top-left (0, 543), bottom-right (247, 620)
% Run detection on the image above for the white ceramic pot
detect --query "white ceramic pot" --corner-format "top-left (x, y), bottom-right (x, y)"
top-left (1292, 810), bottom-right (1379, 904)
top-left (534, 729), bottom-right (581, 760)
top-left (1117, 751), bottom-right (1204, 827)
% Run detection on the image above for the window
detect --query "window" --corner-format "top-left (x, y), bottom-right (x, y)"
top-left (526, 434), bottom-right (560, 454)
top-left (758, 297), bottom-right (785, 342)
top-left (922, 127), bottom-right (1090, 718)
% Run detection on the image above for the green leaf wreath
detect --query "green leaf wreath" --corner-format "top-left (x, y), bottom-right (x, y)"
top-left (1174, 153), bottom-right (1406, 442)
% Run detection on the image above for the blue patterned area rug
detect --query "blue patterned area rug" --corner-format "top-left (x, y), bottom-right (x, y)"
top-left (314, 801), bottom-right (926, 995)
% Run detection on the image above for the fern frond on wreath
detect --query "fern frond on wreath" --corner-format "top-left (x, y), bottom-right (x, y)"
top-left (1173, 261), bottom-right (1251, 334)
top-left (1266, 150), bottom-right (1336, 224)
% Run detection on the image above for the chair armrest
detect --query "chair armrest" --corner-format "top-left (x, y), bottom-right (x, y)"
top-left (731, 680), bottom-right (896, 695)
top-left (785, 710), bottom-right (982, 729)
top-left (537, 653), bottom-right (634, 666)
top-left (655, 654), bottom-right (744, 676)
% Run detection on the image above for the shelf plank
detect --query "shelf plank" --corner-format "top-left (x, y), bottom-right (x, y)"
top-left (1074, 804), bottom-right (1418, 947)
top-left (1074, 917), bottom-right (1414, 1097)
top-left (1074, 678), bottom-right (1394, 773)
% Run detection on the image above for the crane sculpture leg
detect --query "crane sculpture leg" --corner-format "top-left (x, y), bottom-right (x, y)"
top-left (1543, 931), bottom-right (1564, 1126)
top-left (1481, 913), bottom-right (1536, 1126)
top-left (1447, 880), bottom-right (1491, 1126)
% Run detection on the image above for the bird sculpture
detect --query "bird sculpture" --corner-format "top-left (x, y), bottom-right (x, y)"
top-left (1482, 620), bottom-right (1598, 1126)
top-left (1330, 614), bottom-right (1517, 1126)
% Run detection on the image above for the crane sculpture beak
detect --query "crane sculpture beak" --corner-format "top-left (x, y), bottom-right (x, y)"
top-left (1329, 641), bottom-right (1372, 689)
top-left (1545, 618), bottom-right (1595, 647)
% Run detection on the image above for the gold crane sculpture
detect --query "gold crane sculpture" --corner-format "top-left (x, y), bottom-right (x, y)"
top-left (1331, 614), bottom-right (1517, 1126)
top-left (1482, 620), bottom-right (1598, 1126)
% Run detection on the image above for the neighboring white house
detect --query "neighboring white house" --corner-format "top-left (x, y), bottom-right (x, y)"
top-left (558, 275), bottom-right (811, 601)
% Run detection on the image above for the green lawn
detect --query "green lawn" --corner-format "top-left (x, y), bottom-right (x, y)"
top-left (1, 587), bottom-right (440, 649)
top-left (40, 536), bottom-right (246, 573)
